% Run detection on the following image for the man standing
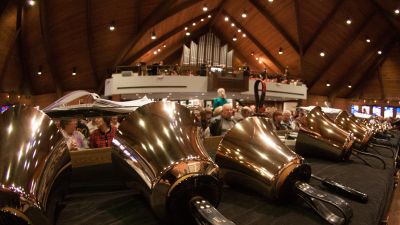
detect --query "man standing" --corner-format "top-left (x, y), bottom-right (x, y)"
top-left (209, 104), bottom-right (236, 136)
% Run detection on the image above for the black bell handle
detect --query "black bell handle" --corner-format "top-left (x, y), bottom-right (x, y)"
top-left (311, 174), bottom-right (368, 203)
top-left (368, 143), bottom-right (395, 158)
top-left (295, 181), bottom-right (353, 225)
top-left (190, 196), bottom-right (236, 225)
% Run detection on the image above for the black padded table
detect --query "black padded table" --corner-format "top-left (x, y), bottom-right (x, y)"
top-left (56, 135), bottom-right (399, 225)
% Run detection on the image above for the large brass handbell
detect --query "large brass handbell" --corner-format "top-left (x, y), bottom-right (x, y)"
top-left (215, 117), bottom-right (353, 225)
top-left (334, 111), bottom-right (373, 150)
top-left (295, 106), bottom-right (354, 161)
top-left (111, 101), bottom-right (235, 225)
top-left (0, 106), bottom-right (70, 225)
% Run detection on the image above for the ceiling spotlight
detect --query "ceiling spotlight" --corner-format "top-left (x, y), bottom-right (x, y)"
top-left (242, 33), bottom-right (246, 38)
top-left (201, 18), bottom-right (204, 22)
top-left (241, 10), bottom-right (247, 18)
top-left (377, 50), bottom-right (382, 55)
top-left (256, 57), bottom-right (259, 60)
top-left (224, 16), bottom-right (229, 22)
top-left (258, 60), bottom-right (262, 64)
top-left (365, 37), bottom-right (371, 43)
top-left (72, 67), bottom-right (77, 76)
top-left (231, 23), bottom-right (235, 27)
top-left (28, 0), bottom-right (35, 6)
top-left (153, 51), bottom-right (158, 55)
top-left (233, 35), bottom-right (237, 41)
top-left (395, 9), bottom-right (400, 15)
top-left (184, 27), bottom-right (188, 31)
top-left (192, 22), bottom-right (196, 26)
top-left (238, 29), bottom-right (242, 33)
top-left (157, 48), bottom-right (161, 52)
top-left (163, 44), bottom-right (167, 48)
top-left (320, 51), bottom-right (325, 57)
top-left (374, 100), bottom-right (377, 103)
top-left (202, 4), bottom-right (208, 12)
top-left (346, 18), bottom-right (352, 25)
top-left (109, 21), bottom-right (116, 31)
top-left (208, 14), bottom-right (211, 18)
top-left (278, 47), bottom-right (283, 55)
top-left (185, 32), bottom-right (191, 36)
top-left (251, 52), bottom-right (254, 56)
top-left (151, 31), bottom-right (157, 40)
top-left (326, 82), bottom-right (331, 87)
top-left (268, 0), bottom-right (274, 2)
top-left (37, 65), bottom-right (42, 75)
top-left (348, 83), bottom-right (352, 88)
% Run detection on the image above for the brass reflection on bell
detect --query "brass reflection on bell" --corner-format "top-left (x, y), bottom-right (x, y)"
top-left (0, 106), bottom-right (70, 224)
top-left (215, 117), bottom-right (353, 225)
top-left (112, 101), bottom-right (233, 225)
top-left (295, 106), bottom-right (355, 161)
top-left (335, 111), bottom-right (373, 148)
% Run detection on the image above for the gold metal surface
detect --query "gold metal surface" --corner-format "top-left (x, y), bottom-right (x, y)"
top-left (295, 106), bottom-right (354, 160)
top-left (0, 106), bottom-right (70, 225)
top-left (215, 117), bottom-right (307, 200)
top-left (112, 101), bottom-right (221, 222)
top-left (335, 111), bottom-right (372, 146)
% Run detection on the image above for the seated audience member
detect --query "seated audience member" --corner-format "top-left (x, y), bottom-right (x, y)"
top-left (272, 111), bottom-right (286, 130)
top-left (77, 119), bottom-right (90, 138)
top-left (281, 110), bottom-right (293, 130)
top-left (209, 104), bottom-right (236, 136)
top-left (60, 119), bottom-right (88, 150)
top-left (213, 88), bottom-right (227, 110)
top-left (90, 117), bottom-right (117, 148)
top-left (86, 118), bottom-right (97, 134)
top-left (111, 116), bottom-right (120, 129)
top-left (198, 109), bottom-right (211, 139)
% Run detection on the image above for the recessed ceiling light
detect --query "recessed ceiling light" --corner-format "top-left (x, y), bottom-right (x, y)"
top-left (326, 82), bottom-right (331, 87)
top-left (346, 19), bottom-right (352, 25)
top-left (208, 14), bottom-right (211, 18)
top-left (192, 22), bottom-right (196, 26)
top-left (28, 0), bottom-right (35, 6)
top-left (256, 57), bottom-right (259, 60)
top-left (377, 50), bottom-right (382, 55)
top-left (224, 16), bottom-right (229, 22)
top-left (109, 21), bottom-right (116, 31)
top-left (366, 37), bottom-right (371, 43)
top-left (258, 60), bottom-right (262, 64)
top-left (238, 29), bottom-right (241, 33)
top-left (233, 35), bottom-right (237, 41)
top-left (251, 52), bottom-right (254, 56)
top-left (320, 51), bottom-right (325, 57)
top-left (201, 18), bottom-right (204, 22)
top-left (157, 48), bottom-right (161, 52)
top-left (348, 84), bottom-right (352, 88)
top-left (163, 44), bottom-right (167, 48)
top-left (37, 65), bottom-right (42, 75)
top-left (185, 32), bottom-right (191, 36)
top-left (278, 47), bottom-right (283, 55)
top-left (242, 33), bottom-right (246, 38)
top-left (72, 67), bottom-right (77, 76)
top-left (231, 23), bottom-right (235, 27)
top-left (268, 0), bottom-right (273, 2)
top-left (153, 51), bottom-right (158, 55)
top-left (395, 9), bottom-right (400, 15)
top-left (151, 31), bottom-right (156, 40)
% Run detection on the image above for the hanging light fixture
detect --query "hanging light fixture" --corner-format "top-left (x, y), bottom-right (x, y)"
top-left (202, 4), bottom-right (208, 12)
top-left (109, 21), bottom-right (116, 31)
top-left (326, 81), bottom-right (331, 87)
top-left (241, 10), bottom-right (247, 18)
top-left (151, 30), bottom-right (157, 40)
top-left (37, 65), bottom-right (42, 75)
top-left (72, 67), bottom-right (77, 76)
top-left (278, 47), bottom-right (283, 55)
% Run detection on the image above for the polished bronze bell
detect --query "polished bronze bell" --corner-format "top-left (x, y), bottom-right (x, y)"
top-left (215, 116), bottom-right (353, 225)
top-left (295, 106), bottom-right (355, 161)
top-left (334, 111), bottom-right (373, 149)
top-left (0, 106), bottom-right (70, 225)
top-left (112, 101), bottom-right (234, 225)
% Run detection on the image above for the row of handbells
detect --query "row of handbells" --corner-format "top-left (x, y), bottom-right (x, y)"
top-left (0, 102), bottom-right (394, 225)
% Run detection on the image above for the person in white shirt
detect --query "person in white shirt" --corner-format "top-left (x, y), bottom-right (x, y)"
top-left (60, 119), bottom-right (88, 150)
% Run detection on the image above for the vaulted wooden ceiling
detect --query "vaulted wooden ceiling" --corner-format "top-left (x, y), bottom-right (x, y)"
top-left (1, 0), bottom-right (400, 100)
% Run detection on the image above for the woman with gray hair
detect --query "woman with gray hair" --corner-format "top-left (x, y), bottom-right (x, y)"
top-left (213, 88), bottom-right (227, 110)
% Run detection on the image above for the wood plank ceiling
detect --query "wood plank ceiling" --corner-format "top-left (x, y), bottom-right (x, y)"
top-left (0, 0), bottom-right (399, 99)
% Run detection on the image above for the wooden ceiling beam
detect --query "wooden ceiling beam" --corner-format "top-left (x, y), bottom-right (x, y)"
top-left (376, 64), bottom-right (385, 99)
top-left (85, 0), bottom-right (100, 89)
top-left (17, 0), bottom-right (32, 95)
top-left (114, 0), bottom-right (202, 66)
top-left (294, 0), bottom-right (304, 56)
top-left (303, 0), bottom-right (345, 55)
top-left (370, 0), bottom-right (400, 36)
top-left (38, 0), bottom-right (63, 97)
top-left (346, 38), bottom-right (396, 98)
top-left (0, 0), bottom-right (11, 19)
top-left (122, 9), bottom-right (218, 65)
top-left (248, 0), bottom-right (299, 55)
top-left (0, 29), bottom-right (20, 91)
top-left (308, 10), bottom-right (377, 91)
top-left (328, 32), bottom-right (393, 98)
top-left (209, 0), bottom-right (228, 28)
top-left (223, 10), bottom-right (284, 73)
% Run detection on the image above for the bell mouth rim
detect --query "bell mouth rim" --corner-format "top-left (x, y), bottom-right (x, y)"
top-left (1, 207), bottom-right (32, 225)
top-left (275, 158), bottom-right (303, 197)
